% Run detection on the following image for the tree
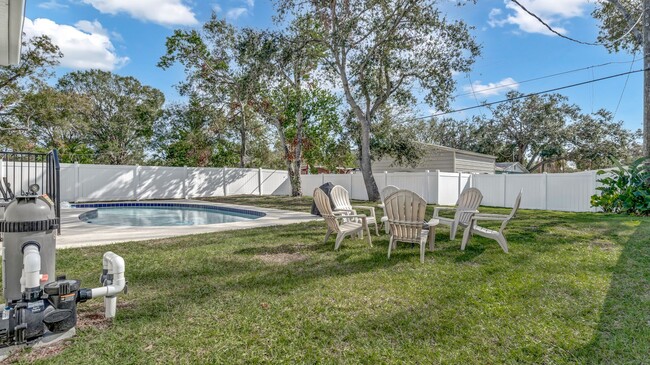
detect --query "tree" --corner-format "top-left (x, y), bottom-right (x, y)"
top-left (159, 15), bottom-right (274, 168)
top-left (484, 91), bottom-right (579, 171)
top-left (57, 70), bottom-right (165, 165)
top-left (153, 96), bottom-right (224, 167)
top-left (591, 1), bottom-right (649, 157)
top-left (12, 86), bottom-right (94, 163)
top-left (276, 0), bottom-right (479, 200)
top-left (568, 109), bottom-right (641, 170)
top-left (0, 35), bottom-right (62, 149)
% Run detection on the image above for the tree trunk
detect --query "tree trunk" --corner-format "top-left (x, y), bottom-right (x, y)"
top-left (289, 164), bottom-right (302, 196)
top-left (359, 116), bottom-right (380, 201)
top-left (239, 108), bottom-right (247, 168)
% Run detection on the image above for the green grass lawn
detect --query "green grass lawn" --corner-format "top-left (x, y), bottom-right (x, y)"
top-left (5, 196), bottom-right (650, 364)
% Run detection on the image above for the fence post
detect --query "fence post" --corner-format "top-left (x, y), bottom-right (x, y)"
top-left (458, 172), bottom-right (462, 196)
top-left (503, 174), bottom-right (507, 207)
top-left (384, 171), bottom-right (388, 186)
top-left (258, 167), bottom-right (263, 196)
top-left (321, 174), bottom-right (325, 185)
top-left (544, 172), bottom-right (548, 210)
top-left (435, 170), bottom-right (440, 205)
top-left (183, 166), bottom-right (189, 199)
top-left (134, 165), bottom-right (140, 201)
top-left (349, 172), bottom-right (354, 198)
top-left (223, 167), bottom-right (228, 197)
top-left (74, 162), bottom-right (80, 202)
top-left (425, 170), bottom-right (431, 203)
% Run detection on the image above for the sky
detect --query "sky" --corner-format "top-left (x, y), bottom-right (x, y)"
top-left (23, 0), bottom-right (644, 132)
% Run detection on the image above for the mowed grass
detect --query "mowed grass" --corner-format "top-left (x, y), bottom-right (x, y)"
top-left (5, 196), bottom-right (650, 364)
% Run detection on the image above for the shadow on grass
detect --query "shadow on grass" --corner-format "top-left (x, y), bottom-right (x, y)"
top-left (571, 221), bottom-right (650, 363)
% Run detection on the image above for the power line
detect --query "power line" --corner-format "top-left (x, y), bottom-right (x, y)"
top-left (510, 0), bottom-right (643, 47)
top-left (416, 68), bottom-right (647, 119)
top-left (613, 53), bottom-right (638, 119)
top-left (452, 59), bottom-right (641, 99)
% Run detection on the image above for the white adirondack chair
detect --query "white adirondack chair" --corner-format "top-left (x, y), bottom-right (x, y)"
top-left (379, 185), bottom-right (399, 233)
top-left (461, 190), bottom-right (522, 253)
top-left (433, 187), bottom-right (483, 240)
top-left (330, 185), bottom-right (380, 236)
top-left (384, 189), bottom-right (436, 263)
top-left (313, 188), bottom-right (373, 250)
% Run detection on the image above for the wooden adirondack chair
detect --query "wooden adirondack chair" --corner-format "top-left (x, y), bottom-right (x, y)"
top-left (379, 185), bottom-right (399, 233)
top-left (330, 185), bottom-right (380, 236)
top-left (313, 188), bottom-right (373, 250)
top-left (461, 190), bottom-right (522, 253)
top-left (433, 187), bottom-right (483, 240)
top-left (384, 189), bottom-right (436, 263)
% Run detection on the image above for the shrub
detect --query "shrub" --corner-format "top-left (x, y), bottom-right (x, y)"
top-left (591, 157), bottom-right (650, 215)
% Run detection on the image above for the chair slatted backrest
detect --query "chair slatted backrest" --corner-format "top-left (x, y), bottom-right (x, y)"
top-left (455, 188), bottom-right (483, 226)
top-left (380, 185), bottom-right (399, 206)
top-left (314, 188), bottom-right (341, 233)
top-left (385, 190), bottom-right (427, 241)
top-left (500, 190), bottom-right (523, 233)
top-left (330, 185), bottom-right (352, 211)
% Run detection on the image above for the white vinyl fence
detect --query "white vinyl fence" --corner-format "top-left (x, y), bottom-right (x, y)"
top-left (0, 159), bottom-right (600, 212)
top-left (303, 170), bottom-right (600, 212)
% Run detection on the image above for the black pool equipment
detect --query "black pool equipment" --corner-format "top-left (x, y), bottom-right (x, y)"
top-left (0, 150), bottom-right (128, 357)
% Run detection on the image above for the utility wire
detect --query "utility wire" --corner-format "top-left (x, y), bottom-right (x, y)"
top-left (510, 0), bottom-right (643, 47)
top-left (420, 59), bottom-right (641, 103)
top-left (416, 68), bottom-right (647, 119)
top-left (613, 53), bottom-right (637, 119)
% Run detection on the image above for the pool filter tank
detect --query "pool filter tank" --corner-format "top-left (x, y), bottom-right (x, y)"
top-left (0, 184), bottom-right (127, 351)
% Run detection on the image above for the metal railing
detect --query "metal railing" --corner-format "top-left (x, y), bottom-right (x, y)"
top-left (0, 150), bottom-right (61, 233)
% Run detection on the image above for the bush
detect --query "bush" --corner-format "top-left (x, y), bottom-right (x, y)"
top-left (591, 157), bottom-right (650, 215)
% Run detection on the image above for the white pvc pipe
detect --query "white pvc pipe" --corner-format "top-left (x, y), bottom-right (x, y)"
top-left (89, 252), bottom-right (126, 318)
top-left (20, 244), bottom-right (41, 292)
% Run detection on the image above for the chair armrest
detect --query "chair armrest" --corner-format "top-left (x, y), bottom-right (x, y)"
top-left (338, 214), bottom-right (368, 224)
top-left (377, 203), bottom-right (385, 209)
top-left (333, 209), bottom-right (354, 214)
top-left (433, 206), bottom-right (456, 217)
top-left (470, 213), bottom-right (509, 222)
top-left (352, 205), bottom-right (375, 217)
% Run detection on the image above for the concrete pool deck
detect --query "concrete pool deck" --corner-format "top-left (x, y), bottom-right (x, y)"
top-left (55, 200), bottom-right (320, 249)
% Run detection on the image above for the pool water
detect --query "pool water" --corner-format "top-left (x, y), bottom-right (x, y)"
top-left (80, 206), bottom-right (260, 226)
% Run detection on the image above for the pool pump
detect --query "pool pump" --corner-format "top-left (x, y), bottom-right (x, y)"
top-left (0, 186), bottom-right (127, 351)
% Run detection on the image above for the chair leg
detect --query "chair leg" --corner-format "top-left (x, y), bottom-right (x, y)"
top-left (365, 225), bottom-right (373, 247)
top-left (387, 236), bottom-right (394, 259)
top-left (420, 241), bottom-right (426, 263)
top-left (450, 222), bottom-right (458, 240)
top-left (334, 233), bottom-right (345, 250)
top-left (496, 234), bottom-right (509, 253)
top-left (461, 226), bottom-right (471, 250)
top-left (428, 226), bottom-right (436, 251)
top-left (384, 222), bottom-right (390, 234)
top-left (374, 221), bottom-right (379, 236)
top-left (323, 229), bottom-right (332, 244)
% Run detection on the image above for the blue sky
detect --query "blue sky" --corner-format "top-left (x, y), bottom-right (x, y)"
top-left (24, 0), bottom-right (643, 132)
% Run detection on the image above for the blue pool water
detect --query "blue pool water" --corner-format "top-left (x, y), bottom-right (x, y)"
top-left (76, 203), bottom-right (263, 227)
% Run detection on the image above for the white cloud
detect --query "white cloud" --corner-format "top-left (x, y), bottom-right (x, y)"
top-left (463, 77), bottom-right (519, 97)
top-left (81, 0), bottom-right (198, 26)
top-left (24, 18), bottom-right (129, 71)
top-left (38, 0), bottom-right (68, 9)
top-left (488, 0), bottom-right (591, 36)
top-left (226, 7), bottom-right (248, 20)
top-left (213, 4), bottom-right (222, 13)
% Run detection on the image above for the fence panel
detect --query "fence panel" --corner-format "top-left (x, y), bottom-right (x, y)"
top-left (138, 166), bottom-right (186, 200)
top-left (301, 175), bottom-right (324, 196)
top-left (473, 174), bottom-right (505, 207)
top-left (547, 172), bottom-right (596, 212)
top-left (503, 174), bottom-right (546, 209)
top-left (437, 172), bottom-right (460, 205)
top-left (187, 167), bottom-right (224, 198)
top-left (78, 164), bottom-right (135, 201)
top-left (225, 168), bottom-right (260, 196)
top-left (261, 169), bottom-right (291, 196)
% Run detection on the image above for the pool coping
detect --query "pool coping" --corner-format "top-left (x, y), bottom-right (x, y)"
top-left (54, 199), bottom-right (319, 249)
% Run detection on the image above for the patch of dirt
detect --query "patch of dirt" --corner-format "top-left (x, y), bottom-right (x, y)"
top-left (2, 341), bottom-right (69, 364)
top-left (255, 253), bottom-right (308, 265)
top-left (76, 312), bottom-right (112, 331)
top-left (589, 240), bottom-right (615, 250)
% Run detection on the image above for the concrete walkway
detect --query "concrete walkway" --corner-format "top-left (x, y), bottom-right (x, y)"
top-left (56, 200), bottom-right (319, 249)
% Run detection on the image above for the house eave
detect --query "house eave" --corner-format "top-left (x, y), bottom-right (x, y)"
top-left (0, 0), bottom-right (26, 66)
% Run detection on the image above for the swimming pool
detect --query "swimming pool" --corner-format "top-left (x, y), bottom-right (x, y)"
top-left (75, 202), bottom-right (265, 227)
